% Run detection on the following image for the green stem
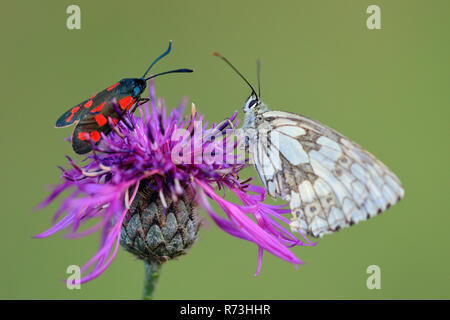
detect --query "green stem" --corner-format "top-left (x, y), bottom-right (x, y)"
top-left (142, 260), bottom-right (161, 300)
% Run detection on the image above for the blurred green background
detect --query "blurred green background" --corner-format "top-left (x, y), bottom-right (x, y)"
top-left (1, 0), bottom-right (449, 299)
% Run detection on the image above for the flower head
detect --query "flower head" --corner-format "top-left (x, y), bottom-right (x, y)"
top-left (37, 80), bottom-right (315, 284)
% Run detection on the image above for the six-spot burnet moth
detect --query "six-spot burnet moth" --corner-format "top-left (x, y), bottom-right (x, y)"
top-left (55, 41), bottom-right (193, 154)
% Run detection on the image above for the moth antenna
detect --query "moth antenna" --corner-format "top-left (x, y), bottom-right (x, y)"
top-left (212, 52), bottom-right (258, 99)
top-left (144, 68), bottom-right (193, 81)
top-left (142, 40), bottom-right (173, 79)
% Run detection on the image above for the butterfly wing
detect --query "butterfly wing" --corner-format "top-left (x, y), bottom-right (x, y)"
top-left (252, 110), bottom-right (404, 238)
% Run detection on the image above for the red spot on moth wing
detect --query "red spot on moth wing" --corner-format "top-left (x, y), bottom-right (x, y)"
top-left (84, 100), bottom-right (93, 109)
top-left (78, 132), bottom-right (89, 141)
top-left (119, 96), bottom-right (133, 110)
top-left (95, 114), bottom-right (107, 127)
top-left (108, 117), bottom-right (119, 126)
top-left (89, 131), bottom-right (101, 142)
top-left (90, 102), bottom-right (106, 113)
top-left (77, 130), bottom-right (101, 142)
top-left (90, 93), bottom-right (97, 100)
top-left (107, 82), bottom-right (119, 91)
top-left (65, 106), bottom-right (80, 122)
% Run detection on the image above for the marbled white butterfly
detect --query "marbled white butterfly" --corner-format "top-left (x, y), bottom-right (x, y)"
top-left (213, 52), bottom-right (404, 238)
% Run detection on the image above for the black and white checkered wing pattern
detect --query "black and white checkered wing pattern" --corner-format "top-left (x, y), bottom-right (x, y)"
top-left (250, 110), bottom-right (404, 238)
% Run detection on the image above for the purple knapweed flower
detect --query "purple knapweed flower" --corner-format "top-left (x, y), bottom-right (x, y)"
top-left (36, 80), bottom-right (315, 284)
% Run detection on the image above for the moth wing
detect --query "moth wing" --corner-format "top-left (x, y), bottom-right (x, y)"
top-left (55, 100), bottom-right (90, 128)
top-left (70, 92), bottom-right (139, 154)
top-left (55, 85), bottom-right (115, 128)
top-left (254, 110), bottom-right (404, 238)
top-left (71, 113), bottom-right (115, 154)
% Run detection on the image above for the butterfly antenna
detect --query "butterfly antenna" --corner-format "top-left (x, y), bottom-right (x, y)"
top-left (212, 52), bottom-right (258, 98)
top-left (257, 59), bottom-right (262, 98)
top-left (142, 40), bottom-right (173, 79)
top-left (144, 68), bottom-right (193, 81)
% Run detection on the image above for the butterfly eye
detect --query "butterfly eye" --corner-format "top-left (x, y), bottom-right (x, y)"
top-left (248, 99), bottom-right (258, 108)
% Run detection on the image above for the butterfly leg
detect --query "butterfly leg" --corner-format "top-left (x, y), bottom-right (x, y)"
top-left (216, 118), bottom-right (235, 131)
top-left (203, 118), bottom-right (236, 143)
